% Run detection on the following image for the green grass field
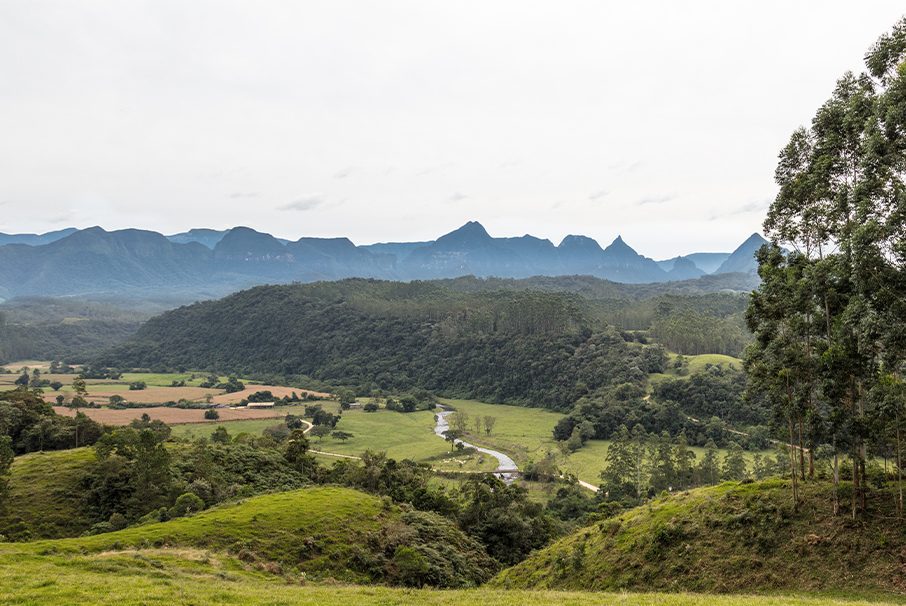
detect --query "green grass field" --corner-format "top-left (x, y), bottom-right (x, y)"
top-left (650, 353), bottom-right (743, 384)
top-left (0, 448), bottom-right (96, 540)
top-left (168, 405), bottom-right (313, 439)
top-left (312, 408), bottom-right (497, 473)
top-left (171, 407), bottom-right (496, 473)
top-left (116, 371), bottom-right (220, 387)
top-left (440, 399), bottom-right (771, 486)
top-left (172, 397), bottom-right (771, 487)
top-left (0, 552), bottom-right (901, 606)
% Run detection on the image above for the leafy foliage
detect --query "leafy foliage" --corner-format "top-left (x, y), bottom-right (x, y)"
top-left (0, 389), bottom-right (104, 454)
top-left (98, 281), bottom-right (652, 411)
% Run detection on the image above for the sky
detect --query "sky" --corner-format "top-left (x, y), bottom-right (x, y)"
top-left (1, 1), bottom-right (904, 259)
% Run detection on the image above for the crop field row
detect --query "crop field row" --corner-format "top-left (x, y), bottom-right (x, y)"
top-left (53, 404), bottom-right (312, 426)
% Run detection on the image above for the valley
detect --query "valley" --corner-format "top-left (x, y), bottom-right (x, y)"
top-left (2, 8), bottom-right (906, 605)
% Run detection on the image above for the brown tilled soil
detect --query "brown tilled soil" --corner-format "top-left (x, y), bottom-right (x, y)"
top-left (52, 405), bottom-right (291, 426)
top-left (39, 383), bottom-right (331, 406)
top-left (207, 384), bottom-right (331, 404)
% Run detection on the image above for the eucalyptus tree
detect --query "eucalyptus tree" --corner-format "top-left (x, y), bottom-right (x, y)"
top-left (750, 16), bottom-right (906, 517)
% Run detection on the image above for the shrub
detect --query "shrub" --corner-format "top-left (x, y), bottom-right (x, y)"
top-left (108, 512), bottom-right (128, 531)
top-left (169, 492), bottom-right (205, 518)
top-left (392, 546), bottom-right (430, 587)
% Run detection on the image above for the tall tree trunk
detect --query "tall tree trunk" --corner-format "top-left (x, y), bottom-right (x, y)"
top-left (852, 445), bottom-right (859, 520)
top-left (798, 416), bottom-right (806, 481)
top-left (897, 407), bottom-right (903, 519)
top-left (788, 415), bottom-right (799, 508)
top-left (832, 438), bottom-right (840, 516)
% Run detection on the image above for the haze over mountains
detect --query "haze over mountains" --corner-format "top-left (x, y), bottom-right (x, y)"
top-left (0, 221), bottom-right (767, 300)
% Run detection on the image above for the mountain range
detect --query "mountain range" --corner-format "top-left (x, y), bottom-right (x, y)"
top-left (0, 222), bottom-right (767, 300)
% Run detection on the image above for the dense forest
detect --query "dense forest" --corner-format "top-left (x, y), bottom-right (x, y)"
top-left (442, 275), bottom-right (754, 356)
top-left (0, 298), bottom-right (157, 364)
top-left (97, 281), bottom-right (657, 411)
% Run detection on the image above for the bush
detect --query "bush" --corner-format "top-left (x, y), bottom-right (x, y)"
top-left (169, 492), bottom-right (205, 518)
top-left (108, 512), bottom-right (128, 531)
top-left (204, 408), bottom-right (220, 420)
top-left (128, 381), bottom-right (147, 391)
top-left (392, 546), bottom-right (430, 587)
top-left (247, 390), bottom-right (274, 403)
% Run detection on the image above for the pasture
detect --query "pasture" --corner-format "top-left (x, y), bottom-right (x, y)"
top-left (0, 362), bottom-right (331, 406)
top-left (52, 404), bottom-right (309, 426)
top-left (308, 408), bottom-right (498, 473)
top-left (441, 399), bottom-right (772, 486)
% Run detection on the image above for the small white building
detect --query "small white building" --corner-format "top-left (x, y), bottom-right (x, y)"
top-left (247, 401), bottom-right (275, 409)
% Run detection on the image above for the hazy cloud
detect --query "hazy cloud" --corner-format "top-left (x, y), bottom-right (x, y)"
top-left (280, 194), bottom-right (325, 212)
top-left (447, 192), bottom-right (468, 203)
top-left (608, 160), bottom-right (643, 174)
top-left (334, 166), bottom-right (357, 179)
top-left (709, 200), bottom-right (770, 220)
top-left (45, 212), bottom-right (75, 224)
top-left (229, 192), bottom-right (259, 199)
top-left (636, 194), bottom-right (676, 206)
top-left (588, 190), bottom-right (610, 202)
top-left (415, 162), bottom-right (455, 177)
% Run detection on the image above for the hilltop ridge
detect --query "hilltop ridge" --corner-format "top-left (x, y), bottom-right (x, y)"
top-left (0, 222), bottom-right (767, 299)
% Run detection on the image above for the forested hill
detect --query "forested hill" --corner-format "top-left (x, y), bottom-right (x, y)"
top-left (97, 280), bottom-right (659, 410)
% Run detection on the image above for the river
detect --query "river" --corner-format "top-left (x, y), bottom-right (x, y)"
top-left (433, 406), bottom-right (518, 482)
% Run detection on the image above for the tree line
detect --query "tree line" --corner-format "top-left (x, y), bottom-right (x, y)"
top-left (598, 425), bottom-right (785, 507)
top-left (746, 18), bottom-right (906, 517)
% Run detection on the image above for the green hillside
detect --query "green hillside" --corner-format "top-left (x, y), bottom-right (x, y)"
top-left (94, 280), bottom-right (663, 411)
top-left (492, 480), bottom-right (906, 594)
top-left (0, 448), bottom-right (95, 540)
top-left (9, 486), bottom-right (494, 588)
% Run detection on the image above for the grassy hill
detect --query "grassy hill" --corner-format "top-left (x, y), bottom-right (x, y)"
top-left (0, 448), bottom-right (96, 540)
top-left (6, 485), bottom-right (495, 588)
top-left (492, 480), bottom-right (906, 594)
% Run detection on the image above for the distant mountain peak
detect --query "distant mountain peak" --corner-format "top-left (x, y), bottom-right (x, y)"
top-left (742, 233), bottom-right (767, 245)
top-left (452, 220), bottom-right (490, 237)
top-left (602, 235), bottom-right (640, 258)
top-left (714, 233), bottom-right (769, 275)
top-left (435, 221), bottom-right (493, 247)
top-left (558, 234), bottom-right (603, 251)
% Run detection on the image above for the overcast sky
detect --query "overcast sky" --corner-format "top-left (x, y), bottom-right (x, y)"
top-left (1, 1), bottom-right (904, 258)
